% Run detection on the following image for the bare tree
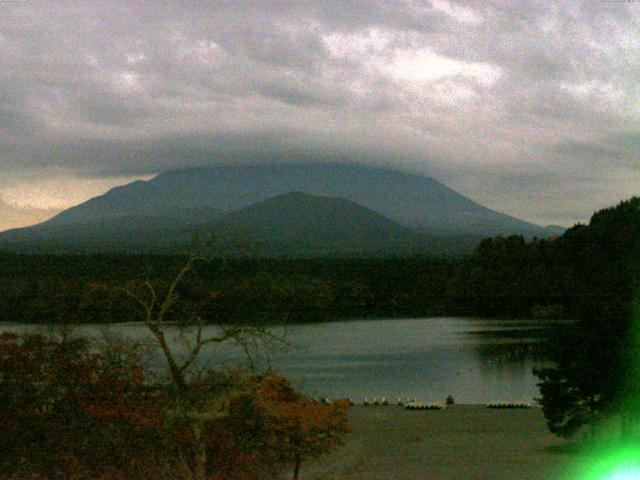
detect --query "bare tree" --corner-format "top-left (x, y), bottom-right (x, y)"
top-left (120, 253), bottom-right (285, 480)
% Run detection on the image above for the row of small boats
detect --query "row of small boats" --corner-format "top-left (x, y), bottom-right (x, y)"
top-left (315, 397), bottom-right (534, 409)
top-left (315, 397), bottom-right (419, 406)
top-left (486, 402), bottom-right (532, 409)
top-left (404, 402), bottom-right (447, 410)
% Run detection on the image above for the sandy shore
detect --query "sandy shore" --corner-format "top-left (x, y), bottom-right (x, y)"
top-left (301, 405), bottom-right (574, 480)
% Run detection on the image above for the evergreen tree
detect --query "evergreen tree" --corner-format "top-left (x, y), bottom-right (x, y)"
top-left (535, 198), bottom-right (640, 438)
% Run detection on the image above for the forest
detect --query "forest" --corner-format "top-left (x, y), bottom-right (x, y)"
top-left (0, 217), bottom-right (614, 325)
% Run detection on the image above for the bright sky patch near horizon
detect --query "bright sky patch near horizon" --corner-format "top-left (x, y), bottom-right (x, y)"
top-left (1, 0), bottom-right (639, 232)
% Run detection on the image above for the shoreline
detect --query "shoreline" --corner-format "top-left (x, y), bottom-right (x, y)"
top-left (302, 404), bottom-right (572, 480)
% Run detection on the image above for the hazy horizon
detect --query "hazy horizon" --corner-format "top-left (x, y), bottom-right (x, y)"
top-left (1, 1), bottom-right (638, 231)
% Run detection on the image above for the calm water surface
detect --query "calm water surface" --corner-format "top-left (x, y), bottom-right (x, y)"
top-left (1, 317), bottom-right (547, 404)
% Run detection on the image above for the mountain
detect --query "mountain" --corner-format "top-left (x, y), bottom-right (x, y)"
top-left (541, 225), bottom-right (566, 237)
top-left (0, 163), bottom-right (561, 255)
top-left (211, 191), bottom-right (422, 256)
top-left (217, 191), bottom-right (412, 240)
top-left (0, 191), bottom-right (482, 255)
top-left (38, 163), bottom-right (553, 234)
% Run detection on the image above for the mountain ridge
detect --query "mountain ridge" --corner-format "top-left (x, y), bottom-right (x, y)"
top-left (0, 163), bottom-right (563, 255)
top-left (40, 163), bottom-right (552, 234)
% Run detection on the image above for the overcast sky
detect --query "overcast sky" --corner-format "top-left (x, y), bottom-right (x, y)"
top-left (1, 0), bottom-right (639, 231)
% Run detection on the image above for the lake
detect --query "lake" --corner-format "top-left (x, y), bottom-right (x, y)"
top-left (0, 317), bottom-right (548, 404)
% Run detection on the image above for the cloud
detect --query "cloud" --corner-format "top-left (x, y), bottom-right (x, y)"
top-left (1, 174), bottom-right (154, 210)
top-left (0, 0), bottom-right (639, 227)
top-left (387, 49), bottom-right (501, 85)
top-left (0, 198), bottom-right (61, 233)
top-left (430, 0), bottom-right (483, 25)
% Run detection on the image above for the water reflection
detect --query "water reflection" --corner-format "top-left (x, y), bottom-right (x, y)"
top-left (0, 317), bottom-right (548, 404)
top-left (265, 318), bottom-right (549, 403)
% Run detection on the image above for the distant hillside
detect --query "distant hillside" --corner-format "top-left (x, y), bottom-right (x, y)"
top-left (0, 215), bottom-right (198, 254)
top-left (0, 163), bottom-right (561, 255)
top-left (211, 191), bottom-right (420, 256)
top-left (0, 191), bottom-right (483, 255)
top-left (541, 225), bottom-right (566, 237)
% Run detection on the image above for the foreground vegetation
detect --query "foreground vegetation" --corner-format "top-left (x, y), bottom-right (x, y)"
top-left (0, 332), bottom-right (348, 480)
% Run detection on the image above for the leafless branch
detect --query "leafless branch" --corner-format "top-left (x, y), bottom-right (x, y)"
top-left (156, 255), bottom-right (206, 324)
top-left (144, 280), bottom-right (157, 318)
top-left (178, 327), bottom-right (242, 373)
top-left (117, 286), bottom-right (152, 320)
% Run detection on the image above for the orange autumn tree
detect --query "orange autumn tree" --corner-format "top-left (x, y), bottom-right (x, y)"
top-left (248, 373), bottom-right (349, 480)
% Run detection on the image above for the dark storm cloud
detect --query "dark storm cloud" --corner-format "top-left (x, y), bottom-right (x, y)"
top-left (1, 0), bottom-right (639, 228)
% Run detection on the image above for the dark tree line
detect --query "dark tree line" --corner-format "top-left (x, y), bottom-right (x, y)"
top-left (0, 256), bottom-right (461, 325)
top-left (0, 235), bottom-right (609, 325)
